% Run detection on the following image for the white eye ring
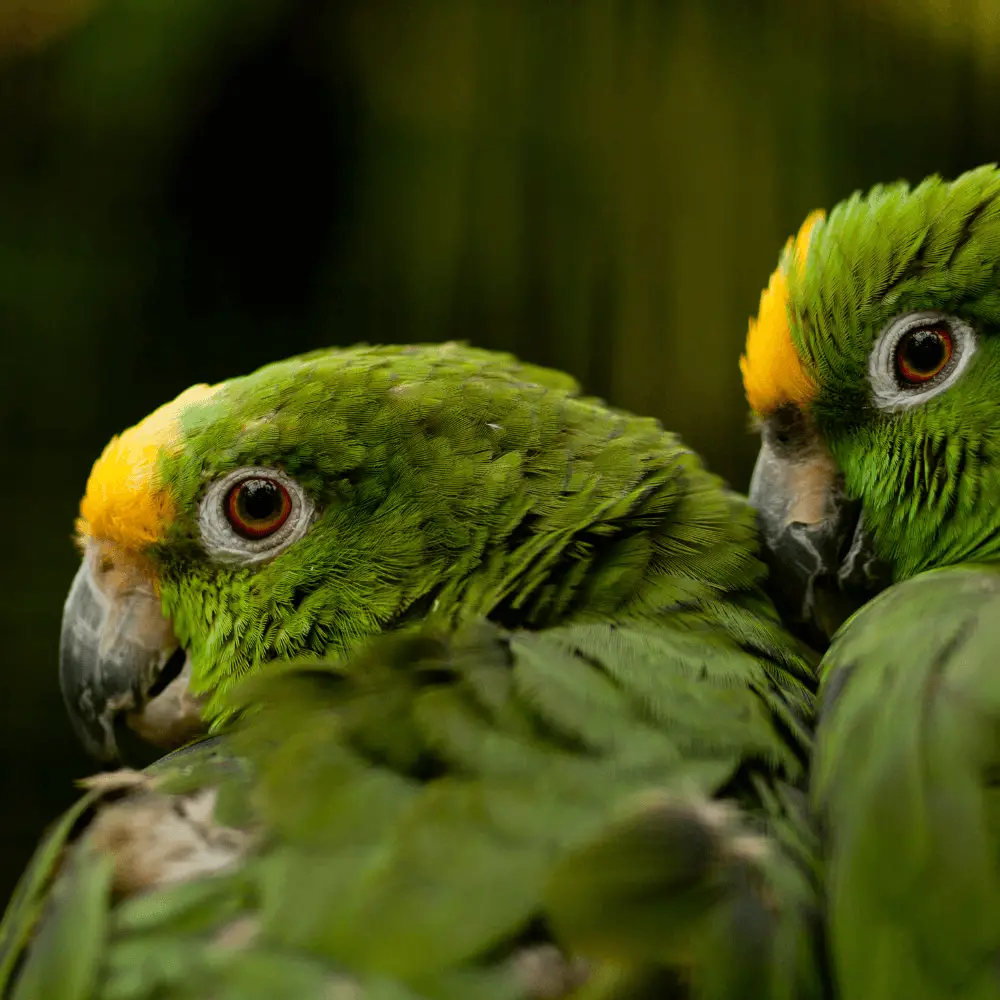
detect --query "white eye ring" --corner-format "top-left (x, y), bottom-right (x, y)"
top-left (197, 466), bottom-right (316, 565)
top-left (868, 311), bottom-right (977, 412)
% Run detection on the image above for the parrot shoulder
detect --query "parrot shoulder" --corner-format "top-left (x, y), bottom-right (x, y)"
top-left (814, 564), bottom-right (1000, 1000)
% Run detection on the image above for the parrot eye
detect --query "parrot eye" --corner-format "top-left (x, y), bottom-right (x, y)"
top-left (895, 327), bottom-right (952, 384)
top-left (198, 466), bottom-right (315, 564)
top-left (225, 477), bottom-right (291, 539)
top-left (869, 311), bottom-right (976, 411)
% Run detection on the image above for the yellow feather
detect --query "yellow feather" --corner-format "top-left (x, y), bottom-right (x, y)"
top-left (76, 383), bottom-right (218, 552)
top-left (740, 209), bottom-right (825, 416)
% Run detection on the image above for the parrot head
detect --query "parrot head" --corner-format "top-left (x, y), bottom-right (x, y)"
top-left (62, 341), bottom-right (752, 763)
top-left (60, 342), bottom-right (599, 762)
top-left (741, 164), bottom-right (1000, 638)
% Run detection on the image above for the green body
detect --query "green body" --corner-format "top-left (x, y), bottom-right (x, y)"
top-left (2, 345), bottom-right (819, 999)
top-left (814, 567), bottom-right (1000, 1000)
top-left (752, 166), bottom-right (1000, 1000)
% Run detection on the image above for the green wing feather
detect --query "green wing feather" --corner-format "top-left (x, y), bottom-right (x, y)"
top-left (3, 612), bottom-right (816, 1000)
top-left (813, 565), bottom-right (1000, 1000)
top-left (6, 343), bottom-right (825, 999)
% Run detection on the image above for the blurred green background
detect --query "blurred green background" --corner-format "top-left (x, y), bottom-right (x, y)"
top-left (0, 0), bottom-right (997, 899)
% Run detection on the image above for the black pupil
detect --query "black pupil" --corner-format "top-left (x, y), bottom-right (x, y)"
top-left (901, 329), bottom-right (946, 375)
top-left (238, 479), bottom-right (281, 522)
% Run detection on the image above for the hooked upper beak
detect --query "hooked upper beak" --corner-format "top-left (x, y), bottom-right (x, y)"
top-left (748, 406), bottom-right (890, 644)
top-left (59, 543), bottom-right (206, 762)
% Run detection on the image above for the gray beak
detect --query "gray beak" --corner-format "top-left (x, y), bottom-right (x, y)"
top-left (59, 545), bottom-right (204, 762)
top-left (748, 407), bottom-right (890, 643)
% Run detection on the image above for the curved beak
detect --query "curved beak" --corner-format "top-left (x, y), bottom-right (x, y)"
top-left (59, 544), bottom-right (204, 762)
top-left (748, 406), bottom-right (890, 644)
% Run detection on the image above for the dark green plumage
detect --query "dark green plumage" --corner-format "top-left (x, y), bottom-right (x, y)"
top-left (787, 165), bottom-right (1000, 579)
top-left (6, 620), bottom-right (817, 1000)
top-left (814, 567), bottom-right (1000, 1000)
top-left (745, 164), bottom-right (1000, 1000)
top-left (4, 344), bottom-right (820, 999)
top-left (151, 343), bottom-right (797, 722)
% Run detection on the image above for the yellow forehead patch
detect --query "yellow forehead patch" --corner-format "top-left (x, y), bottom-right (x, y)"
top-left (740, 209), bottom-right (825, 416)
top-left (76, 383), bottom-right (218, 551)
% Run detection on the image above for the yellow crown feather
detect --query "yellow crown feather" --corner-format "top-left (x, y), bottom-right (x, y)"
top-left (76, 383), bottom-right (218, 551)
top-left (740, 209), bottom-right (824, 416)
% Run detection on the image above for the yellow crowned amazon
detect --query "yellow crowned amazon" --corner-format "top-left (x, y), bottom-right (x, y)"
top-left (1, 343), bottom-right (819, 1000)
top-left (742, 164), bottom-right (1000, 1000)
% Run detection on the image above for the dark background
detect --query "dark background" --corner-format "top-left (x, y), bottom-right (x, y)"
top-left (0, 0), bottom-right (996, 899)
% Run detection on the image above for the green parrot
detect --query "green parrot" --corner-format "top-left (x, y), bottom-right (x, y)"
top-left (740, 164), bottom-right (1000, 1000)
top-left (2, 342), bottom-right (819, 1000)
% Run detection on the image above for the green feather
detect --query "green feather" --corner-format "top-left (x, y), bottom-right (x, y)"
top-left (7, 343), bottom-right (819, 999)
top-left (814, 566), bottom-right (1000, 1000)
top-left (752, 165), bottom-right (1000, 1000)
top-left (148, 343), bottom-right (771, 725)
top-left (786, 165), bottom-right (1000, 580)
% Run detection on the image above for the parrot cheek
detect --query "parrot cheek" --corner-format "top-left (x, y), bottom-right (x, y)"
top-left (59, 541), bottom-right (206, 763)
top-left (749, 405), bottom-right (889, 644)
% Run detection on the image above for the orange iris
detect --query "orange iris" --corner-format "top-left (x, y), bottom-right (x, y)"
top-left (896, 326), bottom-right (953, 384)
top-left (225, 477), bottom-right (292, 539)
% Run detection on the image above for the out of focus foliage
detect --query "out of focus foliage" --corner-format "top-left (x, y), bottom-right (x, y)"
top-left (1, 0), bottom-right (998, 901)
